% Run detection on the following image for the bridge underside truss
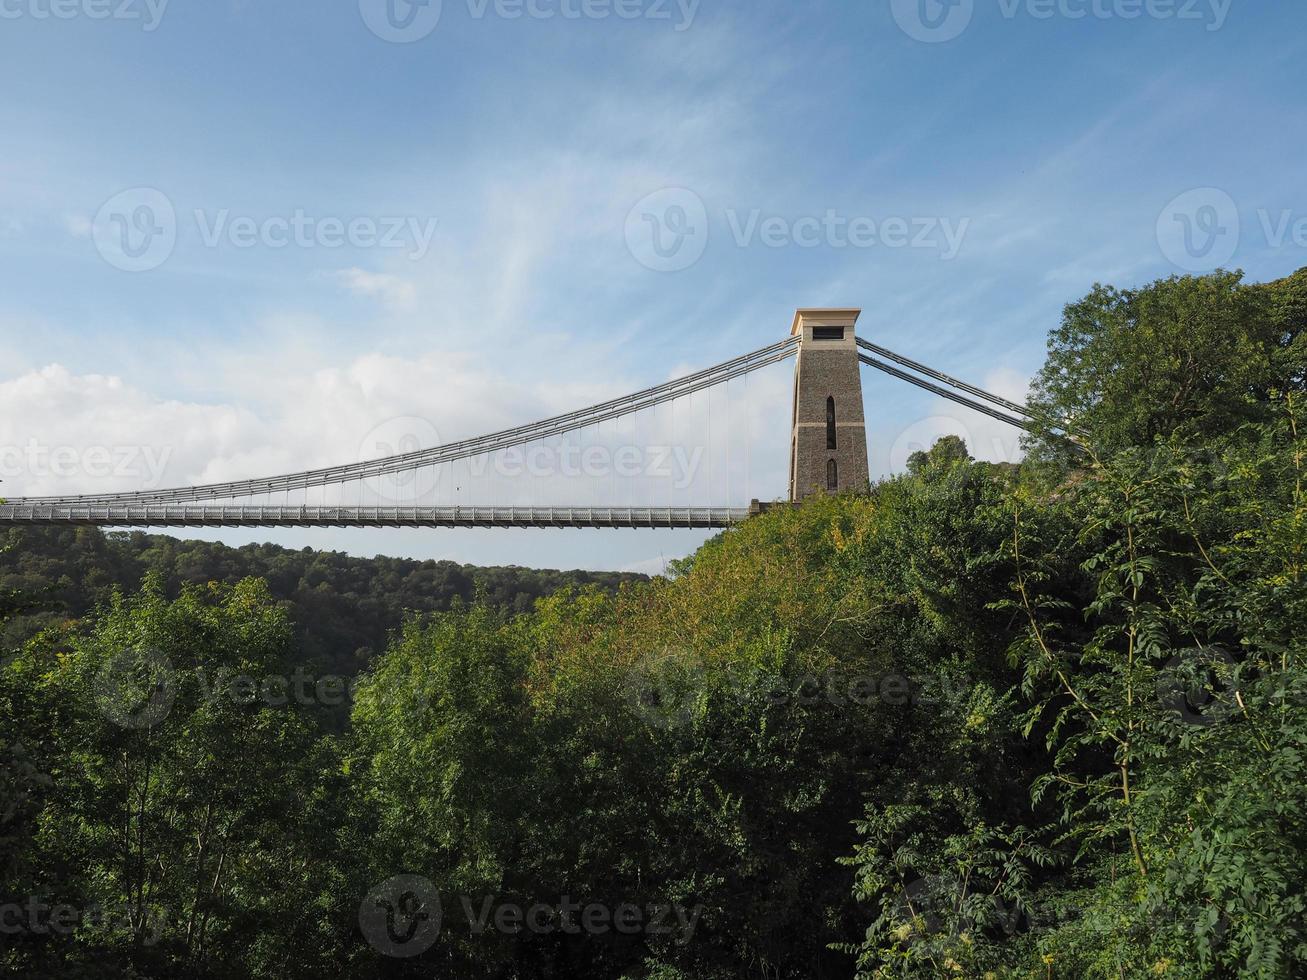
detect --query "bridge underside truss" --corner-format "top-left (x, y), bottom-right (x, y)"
top-left (0, 504), bottom-right (751, 529)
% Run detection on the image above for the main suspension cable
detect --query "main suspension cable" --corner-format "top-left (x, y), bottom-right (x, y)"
top-left (858, 353), bottom-right (1032, 430)
top-left (18, 337), bottom-right (799, 506)
top-left (856, 337), bottom-right (1032, 418)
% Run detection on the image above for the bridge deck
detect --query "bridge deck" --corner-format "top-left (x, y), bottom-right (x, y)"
top-left (0, 504), bottom-right (751, 529)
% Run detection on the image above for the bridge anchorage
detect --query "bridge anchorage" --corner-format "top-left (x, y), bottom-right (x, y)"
top-left (0, 309), bottom-right (1037, 530)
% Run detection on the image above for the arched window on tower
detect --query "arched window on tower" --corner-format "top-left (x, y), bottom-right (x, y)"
top-left (826, 396), bottom-right (837, 450)
top-left (827, 458), bottom-right (838, 492)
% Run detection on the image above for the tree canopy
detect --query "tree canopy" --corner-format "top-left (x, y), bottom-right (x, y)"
top-left (3, 266), bottom-right (1305, 978)
top-left (1024, 267), bottom-right (1306, 461)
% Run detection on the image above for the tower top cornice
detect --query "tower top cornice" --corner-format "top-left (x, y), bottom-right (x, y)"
top-left (790, 308), bottom-right (862, 336)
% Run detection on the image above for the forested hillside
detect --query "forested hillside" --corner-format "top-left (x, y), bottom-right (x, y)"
top-left (1, 266), bottom-right (1304, 978)
top-left (0, 528), bottom-right (643, 677)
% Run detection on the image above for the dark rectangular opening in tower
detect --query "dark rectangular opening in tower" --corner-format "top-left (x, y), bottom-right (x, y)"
top-left (812, 326), bottom-right (845, 341)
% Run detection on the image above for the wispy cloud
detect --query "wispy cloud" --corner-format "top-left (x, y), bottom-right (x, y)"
top-left (328, 267), bottom-right (418, 311)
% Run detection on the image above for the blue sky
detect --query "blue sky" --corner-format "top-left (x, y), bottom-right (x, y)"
top-left (1, 0), bottom-right (1305, 572)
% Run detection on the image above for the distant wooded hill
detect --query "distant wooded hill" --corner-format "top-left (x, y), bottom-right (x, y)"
top-left (0, 526), bottom-right (644, 677)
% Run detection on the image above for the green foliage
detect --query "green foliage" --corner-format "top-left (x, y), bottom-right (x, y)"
top-left (2, 266), bottom-right (1305, 978)
top-left (1, 576), bottom-right (342, 977)
top-left (983, 399), bottom-right (1307, 978)
top-left (1024, 269), bottom-right (1304, 463)
top-left (0, 527), bottom-right (641, 687)
top-left (836, 269), bottom-right (1307, 979)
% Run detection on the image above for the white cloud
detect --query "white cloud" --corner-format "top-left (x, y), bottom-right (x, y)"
top-left (0, 346), bottom-right (798, 510)
top-left (328, 267), bottom-right (417, 311)
top-left (0, 341), bottom-right (1028, 572)
top-left (0, 364), bottom-right (258, 496)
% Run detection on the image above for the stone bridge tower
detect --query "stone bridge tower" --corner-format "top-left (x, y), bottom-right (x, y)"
top-left (788, 308), bottom-right (870, 501)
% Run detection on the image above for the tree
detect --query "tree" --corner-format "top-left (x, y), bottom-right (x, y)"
top-left (994, 402), bottom-right (1307, 976)
top-left (906, 433), bottom-right (971, 475)
top-left (1024, 269), bottom-right (1303, 463)
top-left (1, 576), bottom-right (340, 978)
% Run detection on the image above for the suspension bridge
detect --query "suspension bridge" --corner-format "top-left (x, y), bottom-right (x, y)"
top-left (0, 310), bottom-right (1037, 530)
